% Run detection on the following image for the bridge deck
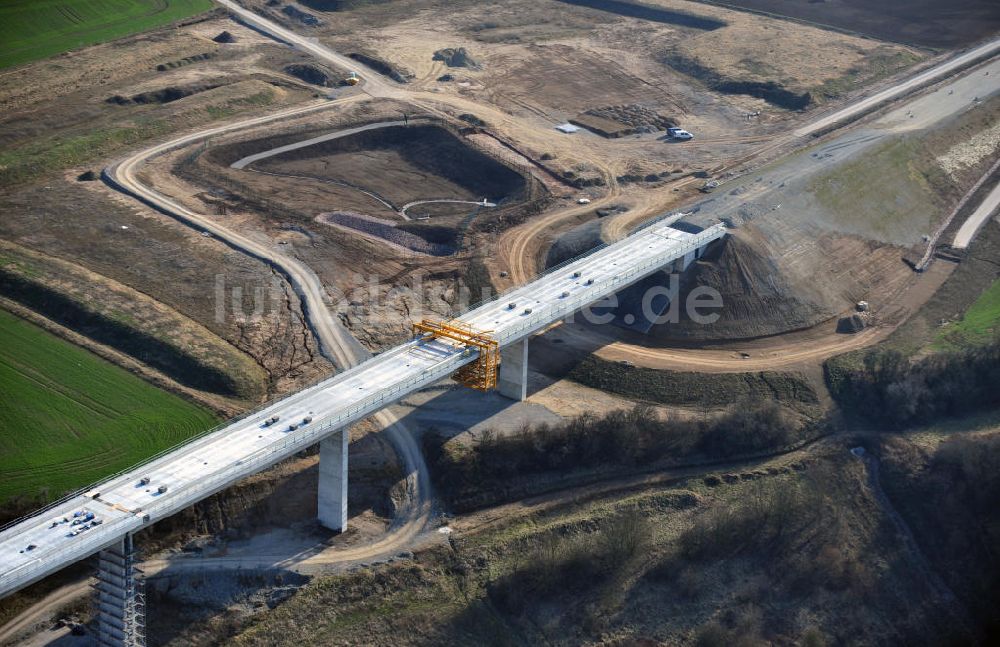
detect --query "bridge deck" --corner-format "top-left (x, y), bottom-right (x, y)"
top-left (0, 218), bottom-right (725, 597)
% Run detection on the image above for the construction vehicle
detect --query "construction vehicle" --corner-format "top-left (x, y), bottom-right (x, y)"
top-left (342, 71), bottom-right (360, 86)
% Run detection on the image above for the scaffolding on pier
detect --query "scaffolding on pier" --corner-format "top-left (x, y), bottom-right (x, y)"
top-left (94, 533), bottom-right (145, 647)
top-left (413, 320), bottom-right (499, 391)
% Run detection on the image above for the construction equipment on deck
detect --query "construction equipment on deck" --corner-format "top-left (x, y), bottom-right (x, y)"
top-left (413, 320), bottom-right (499, 391)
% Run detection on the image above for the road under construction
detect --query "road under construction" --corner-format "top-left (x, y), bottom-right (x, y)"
top-left (0, 214), bottom-right (724, 644)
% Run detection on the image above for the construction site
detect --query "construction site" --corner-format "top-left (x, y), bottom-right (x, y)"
top-left (0, 0), bottom-right (999, 645)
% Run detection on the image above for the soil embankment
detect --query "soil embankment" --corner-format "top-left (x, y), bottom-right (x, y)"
top-left (347, 52), bottom-right (411, 83)
top-left (555, 0), bottom-right (725, 30)
top-left (283, 63), bottom-right (337, 87)
top-left (662, 52), bottom-right (812, 110)
top-left (254, 124), bottom-right (527, 204)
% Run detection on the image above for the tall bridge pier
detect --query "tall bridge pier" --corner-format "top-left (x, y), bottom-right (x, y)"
top-left (492, 237), bottom-right (709, 404)
top-left (95, 534), bottom-right (145, 647)
top-left (317, 428), bottom-right (349, 531)
top-left (497, 337), bottom-right (529, 401)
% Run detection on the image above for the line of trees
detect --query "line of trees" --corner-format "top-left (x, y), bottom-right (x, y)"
top-left (826, 338), bottom-right (1000, 428)
top-left (424, 402), bottom-right (806, 510)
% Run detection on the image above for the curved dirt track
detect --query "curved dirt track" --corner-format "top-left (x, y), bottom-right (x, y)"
top-left (554, 323), bottom-right (888, 373)
top-left (229, 119), bottom-right (411, 169)
top-left (954, 167), bottom-right (1000, 248)
top-left (0, 580), bottom-right (92, 643)
top-left (400, 199), bottom-right (495, 216)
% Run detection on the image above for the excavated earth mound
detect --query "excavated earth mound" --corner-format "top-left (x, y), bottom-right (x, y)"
top-left (284, 63), bottom-right (336, 87)
top-left (663, 232), bottom-right (830, 340)
top-left (546, 219), bottom-right (605, 268)
top-left (433, 48), bottom-right (479, 69)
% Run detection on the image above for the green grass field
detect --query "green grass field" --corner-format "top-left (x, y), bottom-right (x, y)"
top-left (935, 278), bottom-right (1000, 350)
top-left (0, 0), bottom-right (215, 70)
top-left (0, 309), bottom-right (217, 505)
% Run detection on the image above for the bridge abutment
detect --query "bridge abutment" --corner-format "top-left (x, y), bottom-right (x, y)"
top-left (95, 534), bottom-right (145, 647)
top-left (498, 337), bottom-right (529, 401)
top-left (317, 428), bottom-right (348, 532)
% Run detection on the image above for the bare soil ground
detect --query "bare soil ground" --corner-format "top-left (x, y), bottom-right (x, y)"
top-left (0, 0), bottom-right (951, 389)
top-left (0, 17), bottom-right (325, 188)
top-left (0, 2), bottom-right (993, 642)
top-left (250, 123), bottom-right (527, 214)
top-left (248, 0), bottom-right (923, 126)
top-left (884, 219), bottom-right (1000, 354)
top-left (629, 94), bottom-right (999, 344)
top-left (0, 174), bottom-right (330, 398)
top-left (0, 417), bottom-right (405, 646)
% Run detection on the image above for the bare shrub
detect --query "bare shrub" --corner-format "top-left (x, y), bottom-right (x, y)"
top-left (489, 511), bottom-right (652, 615)
top-left (600, 511), bottom-right (653, 569)
top-left (801, 627), bottom-right (829, 647)
top-left (679, 479), bottom-right (821, 562)
top-left (695, 612), bottom-right (765, 647)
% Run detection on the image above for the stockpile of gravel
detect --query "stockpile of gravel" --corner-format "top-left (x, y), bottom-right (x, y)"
top-left (324, 212), bottom-right (454, 256)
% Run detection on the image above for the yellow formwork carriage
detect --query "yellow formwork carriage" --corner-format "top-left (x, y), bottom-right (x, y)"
top-left (413, 319), bottom-right (500, 391)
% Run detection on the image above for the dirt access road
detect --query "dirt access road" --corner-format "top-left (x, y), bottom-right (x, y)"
top-left (0, 100), bottom-right (438, 646)
top-left (954, 163), bottom-right (1000, 248)
top-left (0, 580), bottom-right (92, 644)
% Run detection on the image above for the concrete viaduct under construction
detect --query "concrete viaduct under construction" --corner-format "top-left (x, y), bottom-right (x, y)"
top-left (0, 215), bottom-right (726, 646)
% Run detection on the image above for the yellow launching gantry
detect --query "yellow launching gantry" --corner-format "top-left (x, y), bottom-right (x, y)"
top-left (413, 319), bottom-right (500, 391)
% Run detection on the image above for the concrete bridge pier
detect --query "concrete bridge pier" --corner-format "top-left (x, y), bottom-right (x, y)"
top-left (95, 533), bottom-right (145, 647)
top-left (317, 428), bottom-right (348, 532)
top-left (498, 337), bottom-right (529, 401)
top-left (673, 242), bottom-right (709, 272)
top-left (675, 249), bottom-right (696, 272)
